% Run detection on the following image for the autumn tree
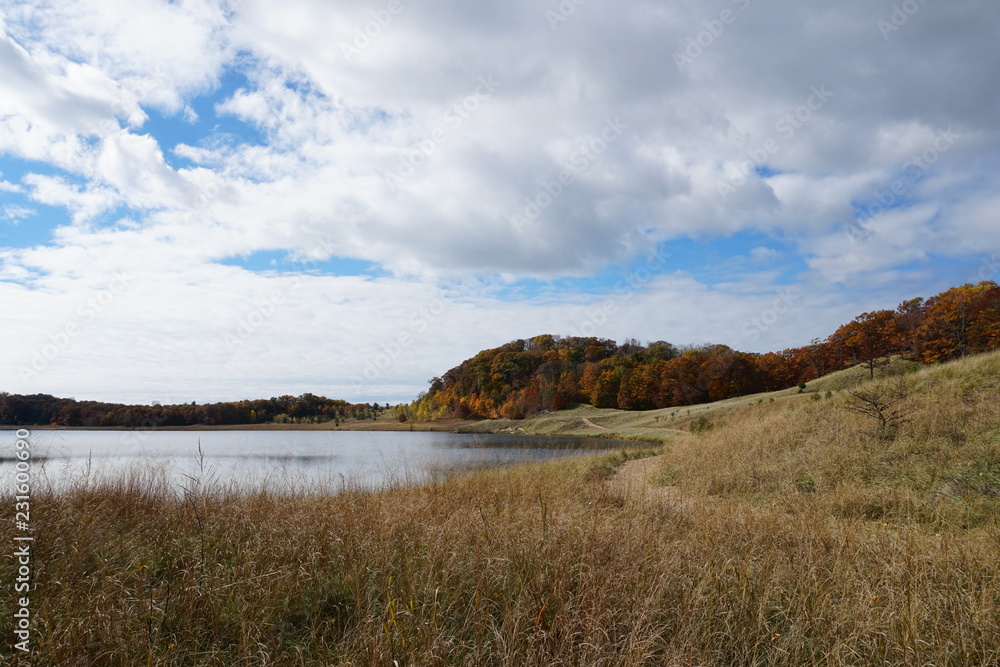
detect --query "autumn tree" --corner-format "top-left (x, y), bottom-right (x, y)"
top-left (893, 297), bottom-right (927, 359)
top-left (916, 282), bottom-right (1000, 362)
top-left (617, 367), bottom-right (656, 410)
top-left (590, 367), bottom-right (622, 409)
top-left (828, 310), bottom-right (898, 379)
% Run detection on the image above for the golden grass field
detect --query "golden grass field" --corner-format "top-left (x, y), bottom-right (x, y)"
top-left (3, 352), bottom-right (998, 665)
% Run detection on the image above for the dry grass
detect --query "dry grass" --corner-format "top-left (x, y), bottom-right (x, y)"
top-left (455, 356), bottom-right (924, 443)
top-left (3, 353), bottom-right (999, 665)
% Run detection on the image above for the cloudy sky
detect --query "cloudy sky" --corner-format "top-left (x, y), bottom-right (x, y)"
top-left (1, 0), bottom-right (998, 405)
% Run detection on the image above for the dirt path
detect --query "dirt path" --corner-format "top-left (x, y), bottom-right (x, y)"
top-left (582, 417), bottom-right (688, 436)
top-left (603, 455), bottom-right (713, 521)
top-left (605, 455), bottom-right (682, 502)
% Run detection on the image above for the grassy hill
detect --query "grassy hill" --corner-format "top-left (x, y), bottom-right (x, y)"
top-left (409, 282), bottom-right (1000, 422)
top-left (649, 349), bottom-right (999, 518)
top-left (457, 355), bottom-right (923, 442)
top-left (4, 352), bottom-right (997, 665)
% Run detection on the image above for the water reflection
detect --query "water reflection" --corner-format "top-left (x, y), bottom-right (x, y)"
top-left (0, 430), bottom-right (627, 492)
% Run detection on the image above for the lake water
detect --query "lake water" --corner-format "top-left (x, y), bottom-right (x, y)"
top-left (1, 429), bottom-right (627, 493)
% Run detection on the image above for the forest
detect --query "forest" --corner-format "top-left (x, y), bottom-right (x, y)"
top-left (409, 281), bottom-right (1000, 420)
top-left (0, 392), bottom-right (386, 427)
top-left (4, 281), bottom-right (997, 427)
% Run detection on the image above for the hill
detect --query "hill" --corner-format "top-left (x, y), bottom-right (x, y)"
top-left (456, 355), bottom-right (922, 442)
top-left (646, 348), bottom-right (1000, 507)
top-left (408, 281), bottom-right (1000, 421)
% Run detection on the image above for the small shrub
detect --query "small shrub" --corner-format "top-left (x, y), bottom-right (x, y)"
top-left (690, 416), bottom-right (714, 434)
top-left (652, 464), bottom-right (680, 486)
top-left (843, 374), bottom-right (916, 440)
top-left (796, 473), bottom-right (817, 494)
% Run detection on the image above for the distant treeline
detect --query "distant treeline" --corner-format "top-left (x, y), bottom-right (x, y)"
top-left (409, 281), bottom-right (1000, 420)
top-left (0, 393), bottom-right (388, 427)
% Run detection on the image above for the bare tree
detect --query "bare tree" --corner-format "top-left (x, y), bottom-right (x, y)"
top-left (843, 373), bottom-right (916, 440)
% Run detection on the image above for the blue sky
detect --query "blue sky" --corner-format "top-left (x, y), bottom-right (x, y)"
top-left (1, 0), bottom-right (998, 404)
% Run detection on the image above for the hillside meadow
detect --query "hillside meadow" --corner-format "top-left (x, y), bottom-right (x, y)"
top-left (2, 352), bottom-right (998, 665)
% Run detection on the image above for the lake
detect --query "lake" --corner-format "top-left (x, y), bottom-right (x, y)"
top-left (1, 429), bottom-right (628, 492)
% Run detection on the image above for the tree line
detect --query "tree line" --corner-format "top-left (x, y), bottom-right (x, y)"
top-left (408, 281), bottom-right (1000, 420)
top-left (0, 392), bottom-right (388, 427)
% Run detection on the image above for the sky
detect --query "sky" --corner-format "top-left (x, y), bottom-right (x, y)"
top-left (1, 0), bottom-right (998, 405)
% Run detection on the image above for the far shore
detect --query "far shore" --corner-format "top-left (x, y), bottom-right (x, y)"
top-left (3, 406), bottom-right (680, 444)
top-left (5, 418), bottom-right (476, 433)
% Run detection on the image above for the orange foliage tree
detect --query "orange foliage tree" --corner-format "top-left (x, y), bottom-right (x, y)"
top-left (408, 282), bottom-right (1000, 420)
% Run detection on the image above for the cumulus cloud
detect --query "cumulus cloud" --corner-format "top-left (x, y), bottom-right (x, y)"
top-left (0, 0), bottom-right (998, 401)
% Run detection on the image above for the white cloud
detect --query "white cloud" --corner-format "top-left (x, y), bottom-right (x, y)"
top-left (0, 240), bottom-right (866, 403)
top-left (22, 174), bottom-right (120, 224)
top-left (0, 171), bottom-right (22, 192)
top-left (4, 0), bottom-right (231, 114)
top-left (1, 203), bottom-right (33, 221)
top-left (750, 247), bottom-right (782, 262)
top-left (0, 0), bottom-right (998, 401)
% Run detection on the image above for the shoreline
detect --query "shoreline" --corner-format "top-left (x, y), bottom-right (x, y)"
top-left (1, 407), bottom-right (682, 444)
top-left (1, 419), bottom-right (476, 433)
top-left (1, 415), bottom-right (670, 444)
